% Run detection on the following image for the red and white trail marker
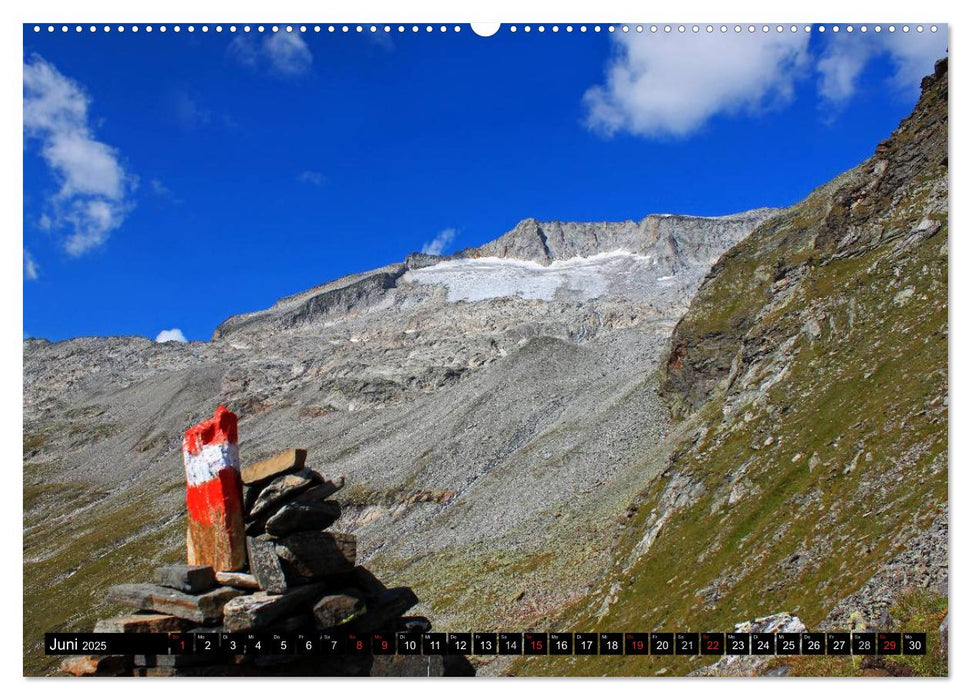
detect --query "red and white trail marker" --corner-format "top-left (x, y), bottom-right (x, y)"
top-left (182, 405), bottom-right (247, 571)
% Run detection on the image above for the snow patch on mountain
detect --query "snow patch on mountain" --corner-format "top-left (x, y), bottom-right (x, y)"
top-left (401, 250), bottom-right (665, 302)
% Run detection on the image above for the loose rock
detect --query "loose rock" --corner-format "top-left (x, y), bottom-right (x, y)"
top-left (246, 536), bottom-right (288, 594)
top-left (215, 571), bottom-right (261, 590)
top-left (154, 564), bottom-right (216, 594)
top-left (265, 500), bottom-right (341, 537)
top-left (223, 584), bottom-right (326, 632)
top-left (313, 591), bottom-right (367, 629)
top-left (249, 469), bottom-right (322, 518)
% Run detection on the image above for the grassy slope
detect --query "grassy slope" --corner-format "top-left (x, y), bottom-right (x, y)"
top-left (23, 452), bottom-right (184, 675)
top-left (515, 63), bottom-right (947, 677)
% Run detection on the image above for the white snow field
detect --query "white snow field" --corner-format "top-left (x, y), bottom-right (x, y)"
top-left (401, 251), bottom-right (674, 303)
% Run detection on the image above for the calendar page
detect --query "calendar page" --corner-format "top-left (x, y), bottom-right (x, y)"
top-left (22, 10), bottom-right (949, 681)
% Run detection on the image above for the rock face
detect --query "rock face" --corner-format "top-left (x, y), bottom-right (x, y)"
top-left (464, 211), bottom-right (774, 267)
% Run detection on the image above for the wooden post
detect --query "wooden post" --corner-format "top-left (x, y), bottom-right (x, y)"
top-left (182, 406), bottom-right (247, 571)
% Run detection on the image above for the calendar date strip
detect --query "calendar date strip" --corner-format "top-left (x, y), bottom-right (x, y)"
top-left (46, 631), bottom-right (927, 656)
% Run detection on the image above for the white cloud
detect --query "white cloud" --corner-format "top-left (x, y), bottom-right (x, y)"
top-left (23, 55), bottom-right (136, 255)
top-left (229, 32), bottom-right (313, 77)
top-left (298, 170), bottom-right (326, 186)
top-left (155, 328), bottom-right (187, 343)
top-left (24, 250), bottom-right (39, 281)
top-left (817, 38), bottom-right (874, 104)
top-left (818, 31), bottom-right (947, 107)
top-left (421, 228), bottom-right (456, 256)
top-left (884, 31), bottom-right (949, 92)
top-left (584, 31), bottom-right (811, 138)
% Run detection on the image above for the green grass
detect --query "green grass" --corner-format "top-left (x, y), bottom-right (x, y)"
top-left (23, 476), bottom-right (185, 676)
top-left (515, 149), bottom-right (947, 677)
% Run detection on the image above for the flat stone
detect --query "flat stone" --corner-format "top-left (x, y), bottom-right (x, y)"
top-left (313, 591), bottom-right (367, 629)
top-left (94, 614), bottom-right (191, 634)
top-left (291, 475), bottom-right (346, 504)
top-left (273, 530), bottom-right (357, 579)
top-left (241, 448), bottom-right (307, 485)
top-left (60, 654), bottom-right (132, 676)
top-left (106, 583), bottom-right (244, 623)
top-left (246, 536), bottom-right (288, 594)
top-left (248, 469), bottom-right (322, 519)
top-left (265, 500), bottom-right (341, 537)
top-left (154, 564), bottom-right (216, 594)
top-left (215, 570), bottom-right (261, 590)
top-left (223, 584), bottom-right (326, 632)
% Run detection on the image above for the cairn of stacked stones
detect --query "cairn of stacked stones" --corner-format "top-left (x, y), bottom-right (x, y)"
top-left (60, 408), bottom-right (468, 676)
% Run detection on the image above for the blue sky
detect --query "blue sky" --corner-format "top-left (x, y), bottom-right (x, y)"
top-left (23, 24), bottom-right (947, 342)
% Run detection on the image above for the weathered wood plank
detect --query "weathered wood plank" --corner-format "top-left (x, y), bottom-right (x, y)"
top-left (241, 448), bottom-right (307, 485)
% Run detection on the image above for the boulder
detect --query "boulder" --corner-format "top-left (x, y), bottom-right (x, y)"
top-left (154, 564), bottom-right (216, 594)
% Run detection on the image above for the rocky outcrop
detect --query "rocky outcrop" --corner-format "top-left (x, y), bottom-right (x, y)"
top-left (662, 58), bottom-right (948, 419)
top-left (464, 210), bottom-right (776, 266)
